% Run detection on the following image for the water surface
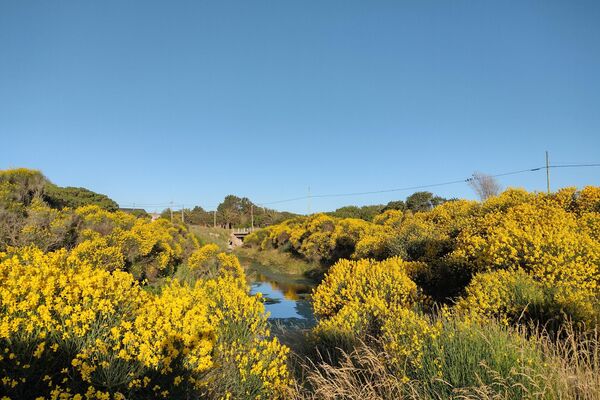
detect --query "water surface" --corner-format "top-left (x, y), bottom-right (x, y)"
top-left (247, 265), bottom-right (316, 329)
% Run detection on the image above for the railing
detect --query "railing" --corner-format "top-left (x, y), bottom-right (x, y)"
top-left (231, 227), bottom-right (259, 234)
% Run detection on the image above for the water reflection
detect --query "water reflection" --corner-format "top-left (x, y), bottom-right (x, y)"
top-left (252, 272), bottom-right (312, 301)
top-left (248, 267), bottom-right (316, 326)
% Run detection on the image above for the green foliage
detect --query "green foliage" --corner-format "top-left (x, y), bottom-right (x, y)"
top-left (0, 168), bottom-right (47, 207)
top-left (405, 191), bottom-right (447, 212)
top-left (0, 168), bottom-right (123, 250)
top-left (382, 200), bottom-right (406, 211)
top-left (161, 195), bottom-right (298, 228)
top-left (44, 184), bottom-right (119, 211)
top-left (119, 208), bottom-right (149, 218)
top-left (411, 316), bottom-right (550, 398)
top-left (327, 205), bottom-right (384, 221)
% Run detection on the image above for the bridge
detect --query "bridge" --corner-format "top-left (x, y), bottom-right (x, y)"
top-left (229, 227), bottom-right (259, 248)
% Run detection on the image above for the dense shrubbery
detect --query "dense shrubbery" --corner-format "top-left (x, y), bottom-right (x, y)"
top-left (0, 168), bottom-right (293, 399)
top-left (249, 187), bottom-right (600, 326)
top-left (0, 168), bottom-right (124, 252)
top-left (249, 186), bottom-right (600, 399)
top-left (245, 214), bottom-right (390, 264)
top-left (0, 168), bottom-right (118, 211)
top-left (2, 166), bottom-right (599, 399)
top-left (307, 259), bottom-right (570, 399)
top-left (44, 184), bottom-right (119, 211)
top-left (2, 199), bottom-right (199, 282)
top-left (0, 169), bottom-right (200, 281)
top-left (0, 246), bottom-right (290, 399)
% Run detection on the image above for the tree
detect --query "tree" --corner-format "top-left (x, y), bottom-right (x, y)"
top-left (468, 172), bottom-right (501, 201)
top-left (383, 200), bottom-right (406, 212)
top-left (405, 191), bottom-right (446, 212)
top-left (328, 205), bottom-right (384, 221)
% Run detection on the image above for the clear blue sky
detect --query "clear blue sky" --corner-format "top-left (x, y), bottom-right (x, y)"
top-left (1, 1), bottom-right (599, 214)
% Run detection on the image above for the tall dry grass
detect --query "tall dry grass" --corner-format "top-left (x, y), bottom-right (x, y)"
top-left (291, 321), bottom-right (600, 400)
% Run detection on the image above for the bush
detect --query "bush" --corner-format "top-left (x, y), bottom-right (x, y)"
top-left (457, 269), bottom-right (600, 328)
top-left (0, 246), bottom-right (291, 399)
top-left (312, 257), bottom-right (422, 321)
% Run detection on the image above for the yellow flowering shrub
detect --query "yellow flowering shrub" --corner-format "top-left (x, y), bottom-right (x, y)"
top-left (70, 236), bottom-right (125, 271)
top-left (248, 200), bottom-right (481, 272)
top-left (549, 187), bottom-right (578, 211)
top-left (312, 257), bottom-right (421, 320)
top-left (452, 202), bottom-right (600, 293)
top-left (458, 268), bottom-right (600, 326)
top-left (547, 186), bottom-right (600, 213)
top-left (0, 246), bottom-right (291, 399)
top-left (188, 243), bottom-right (220, 273)
top-left (451, 196), bottom-right (600, 326)
top-left (581, 211), bottom-right (600, 242)
top-left (180, 244), bottom-right (245, 285)
top-left (380, 307), bottom-right (438, 374)
top-left (479, 188), bottom-right (537, 213)
top-left (577, 186), bottom-right (600, 212)
top-left (76, 205), bottom-right (137, 234)
top-left (246, 214), bottom-right (393, 264)
top-left (372, 209), bottom-right (404, 226)
top-left (381, 213), bottom-right (445, 261)
top-left (72, 207), bottom-right (200, 280)
top-left (456, 269), bottom-right (547, 324)
top-left (311, 257), bottom-right (438, 380)
top-left (423, 199), bottom-right (479, 237)
top-left (17, 198), bottom-right (79, 252)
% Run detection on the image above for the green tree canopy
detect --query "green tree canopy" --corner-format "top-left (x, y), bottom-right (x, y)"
top-left (44, 185), bottom-right (119, 211)
top-left (405, 191), bottom-right (447, 212)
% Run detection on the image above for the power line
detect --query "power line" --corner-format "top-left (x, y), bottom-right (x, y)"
top-left (255, 163), bottom-right (599, 206)
top-left (548, 163), bottom-right (600, 169)
top-left (119, 162), bottom-right (600, 209)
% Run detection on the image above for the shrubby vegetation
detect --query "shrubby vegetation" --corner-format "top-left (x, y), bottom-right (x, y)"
top-left (0, 168), bottom-right (292, 399)
top-left (247, 186), bottom-right (600, 399)
top-left (326, 205), bottom-right (384, 221)
top-left (2, 167), bottom-right (599, 399)
top-left (0, 246), bottom-right (290, 399)
top-left (44, 184), bottom-right (119, 211)
top-left (324, 191), bottom-right (451, 222)
top-left (0, 168), bottom-right (118, 211)
top-left (247, 187), bottom-right (600, 324)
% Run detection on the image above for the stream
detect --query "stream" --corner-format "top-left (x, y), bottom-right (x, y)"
top-left (246, 263), bottom-right (317, 330)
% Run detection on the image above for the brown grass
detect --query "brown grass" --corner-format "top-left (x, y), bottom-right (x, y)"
top-left (290, 323), bottom-right (600, 400)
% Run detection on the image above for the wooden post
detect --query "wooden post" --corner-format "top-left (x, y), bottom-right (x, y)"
top-left (546, 151), bottom-right (550, 194)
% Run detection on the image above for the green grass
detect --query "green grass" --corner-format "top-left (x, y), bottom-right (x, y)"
top-left (412, 317), bottom-right (551, 398)
top-left (296, 317), bottom-right (600, 399)
top-left (235, 246), bottom-right (322, 277)
top-left (188, 225), bottom-right (231, 250)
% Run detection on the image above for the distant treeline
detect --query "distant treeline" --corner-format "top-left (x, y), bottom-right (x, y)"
top-left (1, 168), bottom-right (455, 232)
top-left (327, 191), bottom-right (451, 221)
top-left (163, 192), bottom-right (452, 228)
top-left (161, 195), bottom-right (298, 228)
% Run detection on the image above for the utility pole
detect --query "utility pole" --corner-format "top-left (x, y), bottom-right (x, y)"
top-left (170, 201), bottom-right (174, 223)
top-left (213, 210), bottom-right (216, 228)
top-left (307, 186), bottom-right (311, 215)
top-left (251, 204), bottom-right (254, 230)
top-left (545, 151), bottom-right (550, 194)
top-left (181, 206), bottom-right (185, 224)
